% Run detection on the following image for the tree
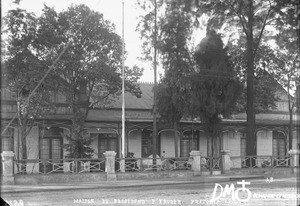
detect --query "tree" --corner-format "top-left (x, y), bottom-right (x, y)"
top-left (272, 50), bottom-right (299, 150)
top-left (182, 0), bottom-right (295, 158)
top-left (3, 9), bottom-right (59, 160)
top-left (191, 30), bottom-right (242, 157)
top-left (272, 0), bottom-right (299, 150)
top-left (138, 0), bottom-right (197, 158)
top-left (3, 5), bottom-right (143, 159)
top-left (155, 1), bottom-right (194, 157)
top-left (36, 4), bottom-right (143, 158)
top-left (228, 40), bottom-right (280, 114)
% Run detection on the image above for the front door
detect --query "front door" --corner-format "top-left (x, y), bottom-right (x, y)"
top-left (40, 138), bottom-right (62, 174)
top-left (40, 128), bottom-right (63, 173)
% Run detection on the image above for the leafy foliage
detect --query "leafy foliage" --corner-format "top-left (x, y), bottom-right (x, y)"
top-left (191, 30), bottom-right (242, 138)
top-left (64, 130), bottom-right (94, 159)
top-left (180, 0), bottom-right (296, 156)
top-left (3, 4), bottom-right (143, 158)
top-left (36, 5), bottom-right (142, 108)
top-left (155, 1), bottom-right (194, 125)
top-left (4, 9), bottom-right (59, 159)
top-left (191, 30), bottom-right (242, 157)
top-left (38, 5), bottom-right (142, 158)
top-left (227, 41), bottom-right (280, 113)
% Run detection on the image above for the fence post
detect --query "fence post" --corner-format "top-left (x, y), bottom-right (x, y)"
top-left (288, 149), bottom-right (299, 174)
top-left (104, 151), bottom-right (117, 181)
top-left (190, 150), bottom-right (201, 176)
top-left (1, 151), bottom-right (15, 185)
top-left (221, 150), bottom-right (231, 174)
top-left (120, 159), bottom-right (125, 173)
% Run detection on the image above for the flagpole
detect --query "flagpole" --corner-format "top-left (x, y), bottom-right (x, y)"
top-left (152, 0), bottom-right (157, 170)
top-left (121, 1), bottom-right (126, 160)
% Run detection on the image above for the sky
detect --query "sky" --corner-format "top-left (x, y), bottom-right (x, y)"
top-left (2, 0), bottom-right (161, 82)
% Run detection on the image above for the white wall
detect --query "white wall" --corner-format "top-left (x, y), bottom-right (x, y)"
top-left (222, 131), bottom-right (241, 157)
top-left (128, 130), bottom-right (141, 158)
top-left (199, 132), bottom-right (207, 156)
top-left (160, 130), bottom-right (177, 158)
top-left (257, 130), bottom-right (273, 156)
top-left (292, 130), bottom-right (298, 150)
top-left (222, 132), bottom-right (229, 151)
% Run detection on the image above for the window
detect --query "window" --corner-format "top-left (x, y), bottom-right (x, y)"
top-left (180, 130), bottom-right (199, 157)
top-left (98, 133), bottom-right (118, 158)
top-left (272, 130), bottom-right (286, 157)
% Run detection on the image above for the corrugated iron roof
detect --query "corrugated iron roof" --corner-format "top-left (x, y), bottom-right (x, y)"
top-left (109, 83), bottom-right (154, 110)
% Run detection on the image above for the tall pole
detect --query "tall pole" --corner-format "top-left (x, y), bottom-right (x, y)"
top-left (246, 0), bottom-right (256, 166)
top-left (121, 2), bottom-right (126, 159)
top-left (152, 0), bottom-right (157, 166)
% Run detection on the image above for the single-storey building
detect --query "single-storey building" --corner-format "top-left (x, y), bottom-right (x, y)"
top-left (1, 82), bottom-right (299, 169)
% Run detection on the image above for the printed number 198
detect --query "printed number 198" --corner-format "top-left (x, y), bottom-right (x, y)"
top-left (7, 200), bottom-right (24, 206)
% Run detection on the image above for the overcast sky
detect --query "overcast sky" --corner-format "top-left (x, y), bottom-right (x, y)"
top-left (2, 0), bottom-right (159, 82)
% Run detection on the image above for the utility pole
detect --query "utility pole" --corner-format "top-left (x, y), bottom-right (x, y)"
top-left (152, 0), bottom-right (157, 169)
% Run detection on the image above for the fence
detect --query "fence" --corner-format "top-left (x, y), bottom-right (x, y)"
top-left (115, 157), bottom-right (192, 172)
top-left (14, 158), bottom-right (106, 174)
top-left (230, 155), bottom-right (293, 169)
top-left (8, 153), bottom-right (300, 175)
top-left (12, 157), bottom-right (193, 174)
top-left (1, 150), bottom-right (299, 184)
top-left (201, 156), bottom-right (221, 170)
top-left (9, 155), bottom-right (298, 174)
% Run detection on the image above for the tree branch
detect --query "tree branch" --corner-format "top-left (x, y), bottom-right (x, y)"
top-left (228, 1), bottom-right (249, 38)
top-left (89, 91), bottom-right (114, 108)
top-left (253, 3), bottom-right (272, 56)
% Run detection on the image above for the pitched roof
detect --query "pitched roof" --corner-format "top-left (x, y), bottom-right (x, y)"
top-left (109, 83), bottom-right (154, 110)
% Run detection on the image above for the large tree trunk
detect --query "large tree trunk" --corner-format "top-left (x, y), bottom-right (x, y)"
top-left (20, 126), bottom-right (27, 174)
top-left (213, 135), bottom-right (220, 158)
top-left (288, 107), bottom-right (293, 150)
top-left (287, 86), bottom-right (294, 150)
top-left (20, 126), bottom-right (27, 160)
top-left (207, 135), bottom-right (213, 157)
top-left (207, 135), bottom-right (214, 173)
